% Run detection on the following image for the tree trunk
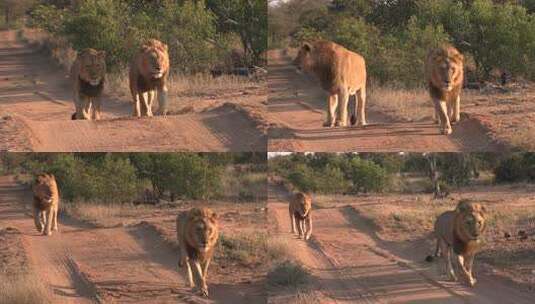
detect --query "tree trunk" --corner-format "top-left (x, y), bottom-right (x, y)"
top-left (426, 154), bottom-right (442, 199)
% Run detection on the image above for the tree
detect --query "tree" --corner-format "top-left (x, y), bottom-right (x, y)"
top-left (207, 0), bottom-right (267, 66)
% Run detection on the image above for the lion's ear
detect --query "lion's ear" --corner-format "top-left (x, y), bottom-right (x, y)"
top-left (162, 42), bottom-right (168, 52)
top-left (98, 50), bottom-right (106, 59)
top-left (302, 42), bottom-right (312, 52)
top-left (480, 205), bottom-right (487, 214)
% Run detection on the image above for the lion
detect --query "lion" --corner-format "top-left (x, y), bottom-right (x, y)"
top-left (427, 200), bottom-right (486, 287)
top-left (289, 192), bottom-right (312, 240)
top-left (32, 173), bottom-right (59, 236)
top-left (425, 44), bottom-right (464, 135)
top-left (176, 207), bottom-right (219, 297)
top-left (70, 48), bottom-right (106, 120)
top-left (293, 40), bottom-right (367, 128)
top-left (129, 39), bottom-right (170, 117)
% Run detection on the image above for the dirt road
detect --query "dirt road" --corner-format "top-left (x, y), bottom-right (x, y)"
top-left (267, 184), bottom-right (534, 304)
top-left (0, 175), bottom-right (260, 303)
top-left (267, 50), bottom-right (506, 152)
top-left (0, 31), bottom-right (266, 152)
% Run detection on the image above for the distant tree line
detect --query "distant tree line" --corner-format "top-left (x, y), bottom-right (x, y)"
top-left (269, 0), bottom-right (535, 86)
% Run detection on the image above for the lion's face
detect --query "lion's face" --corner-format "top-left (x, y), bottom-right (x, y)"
top-left (78, 49), bottom-right (106, 86)
top-left (187, 208), bottom-right (219, 253)
top-left (33, 174), bottom-right (56, 202)
top-left (293, 43), bottom-right (313, 74)
top-left (456, 201), bottom-right (486, 240)
top-left (429, 48), bottom-right (463, 92)
top-left (140, 40), bottom-right (169, 79)
top-left (295, 194), bottom-right (311, 218)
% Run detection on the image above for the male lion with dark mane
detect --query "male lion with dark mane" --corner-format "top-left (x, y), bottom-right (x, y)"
top-left (176, 207), bottom-right (219, 297)
top-left (289, 192), bottom-right (312, 240)
top-left (293, 40), bottom-right (367, 128)
top-left (425, 44), bottom-right (464, 135)
top-left (70, 48), bottom-right (106, 120)
top-left (427, 200), bottom-right (486, 287)
top-left (32, 173), bottom-right (60, 236)
top-left (129, 39), bottom-right (170, 117)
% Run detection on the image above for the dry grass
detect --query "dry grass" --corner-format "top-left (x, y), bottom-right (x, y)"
top-left (220, 166), bottom-right (267, 202)
top-left (62, 202), bottom-right (151, 227)
top-left (0, 273), bottom-right (52, 304)
top-left (266, 260), bottom-right (311, 288)
top-left (217, 232), bottom-right (292, 266)
top-left (369, 85), bottom-right (432, 122)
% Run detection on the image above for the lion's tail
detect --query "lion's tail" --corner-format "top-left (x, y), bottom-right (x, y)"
top-left (425, 238), bottom-right (441, 262)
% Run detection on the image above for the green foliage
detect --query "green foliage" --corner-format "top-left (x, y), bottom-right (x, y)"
top-left (131, 153), bottom-right (222, 200)
top-left (207, 0), bottom-right (268, 65)
top-left (27, 0), bottom-right (265, 71)
top-left (272, 0), bottom-right (535, 84)
top-left (495, 153), bottom-right (535, 183)
top-left (39, 154), bottom-right (139, 203)
top-left (348, 158), bottom-right (389, 193)
top-left (273, 153), bottom-right (390, 194)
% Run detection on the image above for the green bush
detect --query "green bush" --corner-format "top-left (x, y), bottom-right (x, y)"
top-left (348, 158), bottom-right (389, 193)
top-left (495, 153), bottom-right (535, 183)
top-left (137, 154), bottom-right (222, 200)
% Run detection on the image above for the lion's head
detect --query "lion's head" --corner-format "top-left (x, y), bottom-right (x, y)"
top-left (455, 200), bottom-right (486, 241)
top-left (186, 207), bottom-right (219, 253)
top-left (33, 174), bottom-right (57, 205)
top-left (427, 45), bottom-right (464, 92)
top-left (294, 192), bottom-right (312, 218)
top-left (138, 39), bottom-right (169, 80)
top-left (78, 49), bottom-right (106, 86)
top-left (293, 42), bottom-right (316, 74)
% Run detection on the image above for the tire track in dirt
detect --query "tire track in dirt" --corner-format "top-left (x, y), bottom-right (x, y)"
top-left (268, 186), bottom-right (531, 304)
top-left (0, 30), bottom-right (266, 152)
top-left (267, 50), bottom-right (506, 152)
top-left (0, 175), bottom-right (242, 304)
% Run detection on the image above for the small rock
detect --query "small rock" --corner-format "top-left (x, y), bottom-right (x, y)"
top-left (504, 232), bottom-right (511, 239)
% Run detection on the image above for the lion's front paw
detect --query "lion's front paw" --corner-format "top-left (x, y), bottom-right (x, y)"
top-left (441, 126), bottom-right (452, 135)
top-left (200, 285), bottom-right (209, 297)
top-left (323, 121), bottom-right (335, 128)
top-left (467, 277), bottom-right (477, 287)
top-left (335, 121), bottom-right (347, 127)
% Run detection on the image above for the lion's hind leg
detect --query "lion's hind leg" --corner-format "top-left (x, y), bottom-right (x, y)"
top-left (324, 94), bottom-right (338, 127)
top-left (355, 86), bottom-right (367, 127)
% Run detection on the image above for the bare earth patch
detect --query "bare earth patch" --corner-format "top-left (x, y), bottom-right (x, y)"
top-left (0, 227), bottom-right (52, 304)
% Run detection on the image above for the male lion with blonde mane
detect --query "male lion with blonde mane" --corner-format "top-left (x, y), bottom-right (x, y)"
top-left (289, 192), bottom-right (312, 240)
top-left (427, 200), bottom-right (486, 287)
top-left (32, 173), bottom-right (60, 236)
top-left (425, 44), bottom-right (464, 135)
top-left (129, 39), bottom-right (170, 117)
top-left (293, 40), bottom-right (367, 128)
top-left (70, 48), bottom-right (106, 120)
top-left (176, 207), bottom-right (219, 297)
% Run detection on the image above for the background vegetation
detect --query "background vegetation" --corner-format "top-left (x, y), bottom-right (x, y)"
top-left (269, 0), bottom-right (535, 86)
top-left (0, 152), bottom-right (267, 204)
top-left (2, 0), bottom-right (267, 72)
top-left (269, 152), bottom-right (535, 194)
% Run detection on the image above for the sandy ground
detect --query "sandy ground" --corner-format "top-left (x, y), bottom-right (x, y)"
top-left (0, 30), bottom-right (267, 152)
top-left (0, 175), bottom-right (266, 303)
top-left (267, 183), bottom-right (535, 303)
top-left (267, 50), bottom-right (508, 152)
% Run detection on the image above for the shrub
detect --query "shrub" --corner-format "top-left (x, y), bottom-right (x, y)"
top-left (495, 153), bottom-right (535, 183)
top-left (349, 158), bottom-right (389, 193)
top-left (267, 260), bottom-right (310, 288)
